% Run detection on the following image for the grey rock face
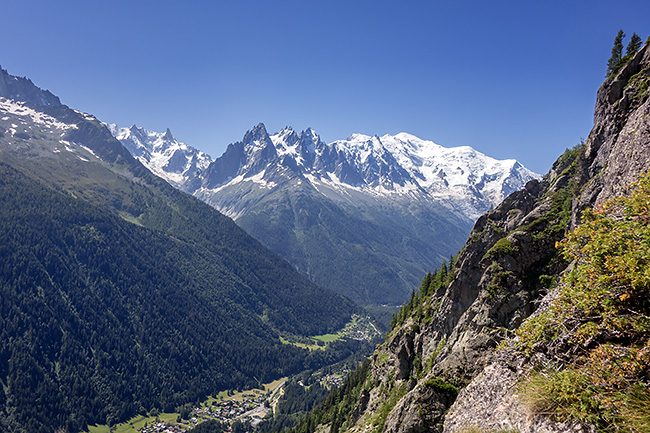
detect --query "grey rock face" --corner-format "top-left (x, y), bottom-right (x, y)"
top-left (0, 66), bottom-right (61, 106)
top-left (383, 383), bottom-right (453, 433)
top-left (443, 350), bottom-right (595, 433)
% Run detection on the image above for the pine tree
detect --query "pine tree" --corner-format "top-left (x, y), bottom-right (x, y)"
top-left (606, 29), bottom-right (625, 77)
top-left (623, 32), bottom-right (643, 61)
top-left (419, 272), bottom-right (432, 297)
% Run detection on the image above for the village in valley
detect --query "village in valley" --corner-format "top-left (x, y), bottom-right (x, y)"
top-left (138, 386), bottom-right (281, 433)
top-left (122, 379), bottom-right (284, 433)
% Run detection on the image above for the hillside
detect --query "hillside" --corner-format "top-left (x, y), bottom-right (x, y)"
top-left (111, 123), bottom-right (538, 307)
top-left (0, 69), bottom-right (360, 433)
top-left (288, 37), bottom-right (650, 433)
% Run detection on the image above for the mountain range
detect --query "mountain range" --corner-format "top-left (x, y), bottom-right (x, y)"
top-left (109, 121), bottom-right (538, 307)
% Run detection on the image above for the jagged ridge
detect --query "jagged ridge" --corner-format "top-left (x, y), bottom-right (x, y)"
top-left (111, 122), bottom-right (538, 221)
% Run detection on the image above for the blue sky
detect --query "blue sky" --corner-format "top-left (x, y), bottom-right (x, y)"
top-left (2, 0), bottom-right (649, 174)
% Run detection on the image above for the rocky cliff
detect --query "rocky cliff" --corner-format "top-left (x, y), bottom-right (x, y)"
top-left (301, 39), bottom-right (650, 433)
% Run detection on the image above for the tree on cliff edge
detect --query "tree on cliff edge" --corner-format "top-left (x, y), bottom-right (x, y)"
top-left (623, 32), bottom-right (643, 63)
top-left (606, 30), bottom-right (644, 78)
top-left (606, 30), bottom-right (625, 77)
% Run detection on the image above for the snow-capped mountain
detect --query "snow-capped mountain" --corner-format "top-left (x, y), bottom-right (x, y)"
top-left (107, 124), bottom-right (212, 188)
top-left (166, 123), bottom-right (538, 219)
top-left (377, 132), bottom-right (538, 218)
top-left (111, 122), bottom-right (540, 306)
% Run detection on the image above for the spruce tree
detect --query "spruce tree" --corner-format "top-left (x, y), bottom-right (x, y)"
top-left (419, 272), bottom-right (433, 296)
top-left (606, 29), bottom-right (625, 77)
top-left (623, 32), bottom-right (643, 61)
top-left (440, 260), bottom-right (448, 279)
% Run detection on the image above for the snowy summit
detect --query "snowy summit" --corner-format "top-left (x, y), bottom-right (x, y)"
top-left (110, 122), bottom-right (539, 220)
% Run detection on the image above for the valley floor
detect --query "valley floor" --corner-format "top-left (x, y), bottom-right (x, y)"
top-left (88, 378), bottom-right (285, 433)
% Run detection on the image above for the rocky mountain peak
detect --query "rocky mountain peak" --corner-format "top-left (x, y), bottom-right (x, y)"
top-left (299, 128), bottom-right (321, 154)
top-left (112, 122), bottom-right (538, 306)
top-left (270, 127), bottom-right (319, 171)
top-left (127, 124), bottom-right (150, 144)
top-left (112, 121), bottom-right (538, 220)
top-left (304, 126), bottom-right (318, 138)
top-left (271, 127), bottom-right (300, 151)
top-left (109, 123), bottom-right (211, 188)
top-left (320, 134), bottom-right (415, 190)
top-left (242, 122), bottom-right (272, 146)
top-left (162, 127), bottom-right (174, 141)
top-left (0, 66), bottom-right (61, 106)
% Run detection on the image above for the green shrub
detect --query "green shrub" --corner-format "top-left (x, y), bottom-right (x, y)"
top-left (516, 173), bottom-right (650, 431)
top-left (371, 383), bottom-right (407, 432)
top-left (424, 377), bottom-right (459, 401)
top-left (483, 238), bottom-right (518, 260)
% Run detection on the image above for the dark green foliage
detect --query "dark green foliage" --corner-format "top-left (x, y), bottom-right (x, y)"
top-left (606, 30), bottom-right (625, 77)
top-left (289, 360), bottom-right (371, 433)
top-left (423, 377), bottom-right (459, 401)
top-left (483, 238), bottom-right (518, 260)
top-left (554, 141), bottom-right (584, 169)
top-left (277, 380), bottom-right (329, 415)
top-left (187, 420), bottom-right (226, 433)
top-left (0, 161), bottom-right (358, 433)
top-left (607, 30), bottom-right (643, 78)
top-left (624, 32), bottom-right (643, 62)
top-left (176, 403), bottom-right (194, 421)
top-left (231, 420), bottom-right (251, 433)
top-left (537, 274), bottom-right (557, 290)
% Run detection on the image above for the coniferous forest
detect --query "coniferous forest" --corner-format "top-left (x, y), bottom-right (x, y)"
top-left (0, 162), bottom-right (365, 432)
